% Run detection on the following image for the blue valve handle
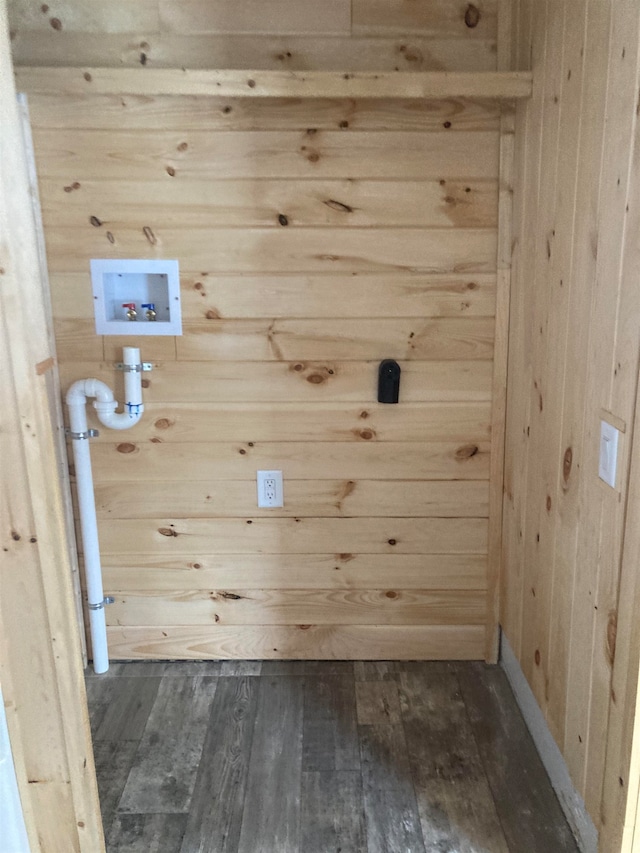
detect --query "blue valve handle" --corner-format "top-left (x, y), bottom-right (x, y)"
top-left (142, 303), bottom-right (155, 310)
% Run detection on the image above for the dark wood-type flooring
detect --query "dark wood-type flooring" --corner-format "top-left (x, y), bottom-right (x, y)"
top-left (85, 660), bottom-right (580, 853)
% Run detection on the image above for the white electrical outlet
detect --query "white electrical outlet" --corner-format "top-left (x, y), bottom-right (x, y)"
top-left (257, 470), bottom-right (284, 508)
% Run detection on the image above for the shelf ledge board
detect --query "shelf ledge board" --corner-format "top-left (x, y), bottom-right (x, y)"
top-left (14, 67), bottom-right (533, 100)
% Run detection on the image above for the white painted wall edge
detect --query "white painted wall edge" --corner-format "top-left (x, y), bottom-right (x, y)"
top-left (500, 632), bottom-right (599, 853)
top-left (0, 681), bottom-right (30, 853)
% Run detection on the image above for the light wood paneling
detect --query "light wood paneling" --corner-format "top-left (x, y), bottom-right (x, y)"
top-left (176, 318), bottom-right (495, 362)
top-left (16, 0), bottom-right (505, 664)
top-left (352, 0), bottom-right (497, 39)
top-left (92, 401), bottom-right (492, 443)
top-left (99, 554), bottom-right (488, 592)
top-left (9, 0), bottom-right (499, 72)
top-left (26, 95), bottom-right (503, 131)
top-left (106, 588), bottom-right (487, 627)
top-left (30, 128), bottom-right (500, 180)
top-left (92, 479), bottom-right (489, 519)
top-left (38, 178), bottom-right (499, 229)
top-left (16, 67), bottom-right (532, 99)
top-left (90, 517), bottom-right (489, 556)
top-left (51, 272), bottom-right (497, 320)
top-left (0, 2), bottom-right (104, 846)
top-left (158, 0), bottom-right (351, 36)
top-left (503, 0), bottom-right (640, 836)
top-left (105, 624), bottom-right (486, 661)
top-left (86, 441), bottom-right (490, 482)
top-left (60, 361), bottom-right (494, 403)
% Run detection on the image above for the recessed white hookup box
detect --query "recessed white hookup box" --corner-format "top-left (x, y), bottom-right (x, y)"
top-left (90, 258), bottom-right (182, 336)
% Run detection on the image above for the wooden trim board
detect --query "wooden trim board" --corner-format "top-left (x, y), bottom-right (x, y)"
top-left (15, 67), bottom-right (534, 99)
top-left (0, 1), bottom-right (104, 849)
top-left (501, 632), bottom-right (598, 853)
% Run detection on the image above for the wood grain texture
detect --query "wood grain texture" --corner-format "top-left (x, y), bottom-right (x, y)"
top-left (399, 667), bottom-right (509, 851)
top-left (301, 771), bottom-right (366, 853)
top-left (105, 589), bottom-right (487, 627)
top-left (457, 663), bottom-right (580, 852)
top-left (0, 6), bottom-right (104, 848)
top-left (84, 400), bottom-right (492, 443)
top-left (503, 0), bottom-right (640, 835)
top-left (237, 676), bottom-right (304, 853)
top-left (106, 624), bottom-right (486, 660)
top-left (32, 128), bottom-right (500, 181)
top-left (92, 516), bottom-right (488, 555)
top-left (86, 440), bottom-right (490, 482)
top-left (359, 722), bottom-right (426, 852)
top-left (21, 4), bottom-right (505, 665)
top-left (11, 34), bottom-right (499, 73)
top-left (17, 66), bottom-right (531, 99)
top-left (179, 677), bottom-right (259, 853)
top-left (60, 360), bottom-right (494, 402)
top-left (303, 675), bottom-right (359, 771)
top-left (28, 96), bottom-right (502, 132)
top-left (352, 0), bottom-right (497, 38)
top-left (91, 662), bottom-right (578, 853)
top-left (40, 178), bottom-right (499, 229)
top-left (176, 317), bottom-right (495, 361)
top-left (51, 272), bottom-right (497, 321)
top-left (118, 676), bottom-right (218, 813)
top-left (92, 479), bottom-right (490, 519)
top-left (99, 553), bottom-right (488, 592)
top-left (45, 227), bottom-right (498, 275)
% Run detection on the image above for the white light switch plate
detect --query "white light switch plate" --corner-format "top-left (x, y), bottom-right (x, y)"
top-left (599, 420), bottom-right (620, 488)
top-left (257, 470), bottom-right (284, 508)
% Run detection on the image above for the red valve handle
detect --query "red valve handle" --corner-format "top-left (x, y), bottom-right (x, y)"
top-left (122, 303), bottom-right (136, 309)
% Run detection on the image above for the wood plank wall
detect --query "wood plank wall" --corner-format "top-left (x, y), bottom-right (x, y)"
top-left (504, 0), bottom-right (640, 832)
top-left (10, 0), bottom-right (502, 661)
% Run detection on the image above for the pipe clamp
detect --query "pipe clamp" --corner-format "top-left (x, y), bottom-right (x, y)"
top-left (66, 428), bottom-right (100, 440)
top-left (115, 362), bottom-right (153, 373)
top-left (88, 596), bottom-right (115, 611)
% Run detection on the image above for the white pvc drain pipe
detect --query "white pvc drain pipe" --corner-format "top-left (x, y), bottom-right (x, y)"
top-left (66, 347), bottom-right (148, 673)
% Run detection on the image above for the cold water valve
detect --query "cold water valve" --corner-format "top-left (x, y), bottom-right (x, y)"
top-left (142, 302), bottom-right (157, 321)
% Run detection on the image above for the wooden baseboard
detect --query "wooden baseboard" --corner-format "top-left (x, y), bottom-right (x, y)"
top-left (500, 632), bottom-right (598, 853)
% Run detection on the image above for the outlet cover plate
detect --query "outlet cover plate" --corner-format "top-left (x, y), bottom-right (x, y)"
top-left (599, 420), bottom-right (619, 488)
top-left (257, 470), bottom-right (284, 508)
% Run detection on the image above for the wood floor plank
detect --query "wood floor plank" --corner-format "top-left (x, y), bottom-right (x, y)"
top-left (303, 675), bottom-right (359, 771)
top-left (456, 663), bottom-right (580, 853)
top-left (220, 660), bottom-right (263, 675)
top-left (118, 676), bottom-right (218, 814)
top-left (180, 677), bottom-right (259, 853)
top-left (86, 676), bottom-right (161, 742)
top-left (237, 676), bottom-right (304, 853)
top-left (106, 814), bottom-right (188, 853)
top-left (354, 661), bottom-right (399, 682)
top-left (92, 741), bottom-right (138, 828)
top-left (301, 771), bottom-right (366, 853)
top-left (399, 669), bottom-right (509, 853)
top-left (359, 722), bottom-right (426, 853)
top-left (356, 681), bottom-right (402, 725)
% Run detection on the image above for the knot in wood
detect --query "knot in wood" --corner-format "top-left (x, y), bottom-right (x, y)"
top-left (116, 442), bottom-right (136, 454)
top-left (158, 527), bottom-right (178, 537)
top-left (455, 444), bottom-right (479, 460)
top-left (306, 373), bottom-right (324, 384)
top-left (563, 446), bottom-right (573, 481)
top-left (464, 4), bottom-right (481, 27)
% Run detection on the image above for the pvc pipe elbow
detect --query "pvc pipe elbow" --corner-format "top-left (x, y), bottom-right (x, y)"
top-left (93, 404), bottom-right (144, 430)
